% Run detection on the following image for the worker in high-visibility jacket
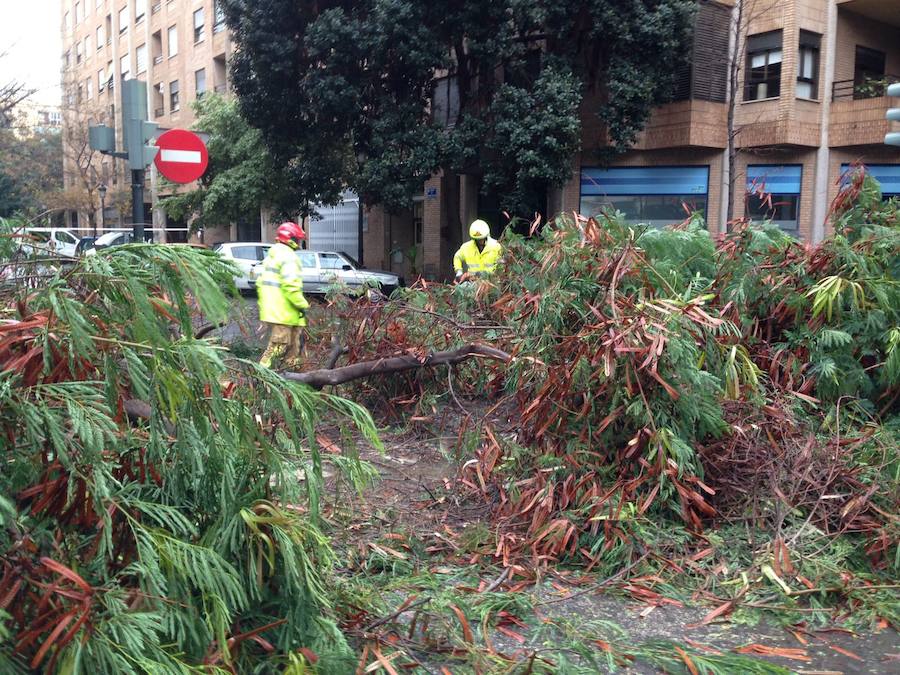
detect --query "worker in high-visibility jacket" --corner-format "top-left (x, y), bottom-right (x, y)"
top-left (453, 219), bottom-right (503, 281)
top-left (257, 221), bottom-right (310, 370)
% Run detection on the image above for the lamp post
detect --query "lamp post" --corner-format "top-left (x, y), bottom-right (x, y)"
top-left (97, 183), bottom-right (108, 238)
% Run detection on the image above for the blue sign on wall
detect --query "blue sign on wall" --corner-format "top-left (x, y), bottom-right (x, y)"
top-left (580, 166), bottom-right (710, 197)
top-left (426, 187), bottom-right (438, 199)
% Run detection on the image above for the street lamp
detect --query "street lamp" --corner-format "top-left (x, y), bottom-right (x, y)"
top-left (97, 183), bottom-right (108, 238)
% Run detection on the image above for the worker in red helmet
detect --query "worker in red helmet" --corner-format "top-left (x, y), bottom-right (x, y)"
top-left (257, 221), bottom-right (310, 370)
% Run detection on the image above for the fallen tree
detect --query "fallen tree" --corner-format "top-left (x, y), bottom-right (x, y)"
top-left (0, 231), bottom-right (380, 673)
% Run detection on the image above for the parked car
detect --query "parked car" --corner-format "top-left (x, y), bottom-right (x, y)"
top-left (75, 236), bottom-right (99, 255)
top-left (83, 230), bottom-right (134, 254)
top-left (24, 228), bottom-right (80, 257)
top-left (249, 250), bottom-right (402, 296)
top-left (213, 242), bottom-right (272, 291)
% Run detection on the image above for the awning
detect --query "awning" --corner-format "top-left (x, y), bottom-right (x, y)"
top-left (581, 166), bottom-right (709, 196)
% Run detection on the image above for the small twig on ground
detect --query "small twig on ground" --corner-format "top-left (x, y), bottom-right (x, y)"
top-left (446, 365), bottom-right (471, 418)
top-left (538, 551), bottom-right (650, 606)
top-left (481, 567), bottom-right (510, 594)
top-left (363, 598), bottom-right (432, 632)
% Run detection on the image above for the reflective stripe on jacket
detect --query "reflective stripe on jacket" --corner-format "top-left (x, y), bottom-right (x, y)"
top-left (453, 238), bottom-right (503, 275)
top-left (257, 243), bottom-right (310, 327)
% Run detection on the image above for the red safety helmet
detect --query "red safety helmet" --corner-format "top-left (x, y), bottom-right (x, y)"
top-left (275, 221), bottom-right (306, 247)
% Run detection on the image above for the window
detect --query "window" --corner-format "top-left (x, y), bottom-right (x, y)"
top-left (119, 6), bottom-right (128, 33)
top-left (97, 26), bottom-right (103, 49)
top-left (432, 76), bottom-right (460, 127)
top-left (195, 68), bottom-right (206, 97)
top-left (797, 31), bottom-right (820, 99)
top-left (193, 8), bottom-right (205, 43)
top-left (105, 15), bottom-right (112, 44)
top-left (120, 54), bottom-right (130, 81)
top-left (106, 61), bottom-right (114, 90)
top-left (580, 166), bottom-right (710, 229)
top-left (135, 0), bottom-right (145, 23)
top-left (841, 164), bottom-right (900, 198)
top-left (86, 77), bottom-right (93, 99)
top-left (746, 165), bottom-right (802, 235)
top-left (98, 68), bottom-right (105, 92)
top-left (64, 11), bottom-right (70, 31)
top-left (77, 83), bottom-right (84, 103)
top-left (136, 44), bottom-right (147, 74)
top-left (75, 2), bottom-right (83, 23)
top-left (85, 35), bottom-right (91, 58)
top-left (230, 246), bottom-right (260, 261)
top-left (297, 251), bottom-right (317, 268)
top-left (214, 0), bottom-right (226, 32)
top-left (76, 41), bottom-right (83, 64)
top-left (854, 46), bottom-right (887, 99)
top-left (319, 253), bottom-right (346, 271)
top-left (169, 80), bottom-right (179, 111)
top-left (745, 31), bottom-right (782, 101)
top-left (167, 25), bottom-right (178, 57)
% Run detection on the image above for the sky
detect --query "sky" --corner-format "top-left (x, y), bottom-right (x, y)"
top-left (0, 0), bottom-right (62, 106)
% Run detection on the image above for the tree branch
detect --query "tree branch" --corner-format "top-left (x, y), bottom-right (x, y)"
top-left (283, 343), bottom-right (511, 388)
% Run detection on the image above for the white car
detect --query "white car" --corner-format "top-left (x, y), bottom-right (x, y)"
top-left (213, 242), bottom-right (273, 291)
top-left (249, 250), bottom-right (403, 296)
top-left (83, 230), bottom-right (135, 255)
top-left (24, 228), bottom-right (80, 257)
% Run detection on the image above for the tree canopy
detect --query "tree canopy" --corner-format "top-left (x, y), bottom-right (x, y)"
top-left (221, 0), bottom-right (696, 216)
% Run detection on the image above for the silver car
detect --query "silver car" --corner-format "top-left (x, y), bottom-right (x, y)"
top-left (250, 250), bottom-right (402, 296)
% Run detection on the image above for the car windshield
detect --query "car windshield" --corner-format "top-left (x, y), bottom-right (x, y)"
top-left (95, 232), bottom-right (129, 246)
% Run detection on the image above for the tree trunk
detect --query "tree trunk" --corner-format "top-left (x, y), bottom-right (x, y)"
top-left (283, 343), bottom-right (511, 388)
top-left (726, 0), bottom-right (745, 227)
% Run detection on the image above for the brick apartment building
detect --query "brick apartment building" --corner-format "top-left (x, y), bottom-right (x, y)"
top-left (60, 0), bottom-right (236, 241)
top-left (365, 0), bottom-right (900, 280)
top-left (61, 1), bottom-right (899, 277)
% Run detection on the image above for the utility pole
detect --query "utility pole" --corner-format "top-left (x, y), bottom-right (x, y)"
top-left (88, 79), bottom-right (159, 242)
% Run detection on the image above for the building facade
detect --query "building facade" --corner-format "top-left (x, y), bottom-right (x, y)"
top-left (60, 0), bottom-right (234, 240)
top-left (365, 0), bottom-right (900, 280)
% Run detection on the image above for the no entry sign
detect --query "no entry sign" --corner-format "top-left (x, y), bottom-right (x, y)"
top-left (154, 129), bottom-right (209, 183)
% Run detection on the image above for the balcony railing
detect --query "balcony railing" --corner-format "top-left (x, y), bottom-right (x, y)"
top-left (152, 3), bottom-right (161, 14)
top-left (833, 74), bottom-right (900, 101)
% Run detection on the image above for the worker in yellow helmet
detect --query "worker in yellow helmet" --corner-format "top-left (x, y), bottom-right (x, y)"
top-left (257, 221), bottom-right (310, 370)
top-left (453, 219), bottom-right (503, 281)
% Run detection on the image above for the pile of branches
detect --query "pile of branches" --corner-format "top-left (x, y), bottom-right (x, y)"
top-left (0, 233), bottom-right (379, 673)
top-left (326, 171), bottom-right (898, 575)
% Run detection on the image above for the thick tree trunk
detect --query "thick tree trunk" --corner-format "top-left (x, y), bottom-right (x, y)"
top-left (283, 343), bottom-right (511, 388)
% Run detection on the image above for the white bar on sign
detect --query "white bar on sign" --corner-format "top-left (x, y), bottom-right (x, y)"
top-left (160, 149), bottom-right (202, 164)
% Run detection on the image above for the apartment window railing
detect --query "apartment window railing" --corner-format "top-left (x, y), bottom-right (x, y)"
top-left (833, 74), bottom-right (900, 101)
top-left (154, 55), bottom-right (164, 65)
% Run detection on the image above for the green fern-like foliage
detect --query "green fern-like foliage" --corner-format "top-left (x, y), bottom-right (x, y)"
top-left (0, 239), bottom-right (379, 673)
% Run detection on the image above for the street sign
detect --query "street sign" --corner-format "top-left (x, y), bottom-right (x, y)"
top-left (153, 129), bottom-right (209, 183)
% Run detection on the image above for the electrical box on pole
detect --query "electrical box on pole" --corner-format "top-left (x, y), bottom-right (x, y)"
top-left (886, 83), bottom-right (900, 147)
top-left (121, 79), bottom-right (159, 242)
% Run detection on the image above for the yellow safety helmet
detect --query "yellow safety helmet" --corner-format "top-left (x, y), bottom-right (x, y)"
top-left (469, 219), bottom-right (490, 240)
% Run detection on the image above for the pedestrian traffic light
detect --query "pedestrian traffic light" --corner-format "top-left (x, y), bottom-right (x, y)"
top-left (886, 82), bottom-right (900, 147)
top-left (121, 79), bottom-right (159, 170)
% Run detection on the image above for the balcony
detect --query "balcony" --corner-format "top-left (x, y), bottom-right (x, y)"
top-left (830, 81), bottom-right (900, 147)
top-left (836, 1), bottom-right (900, 28)
top-left (833, 74), bottom-right (900, 101)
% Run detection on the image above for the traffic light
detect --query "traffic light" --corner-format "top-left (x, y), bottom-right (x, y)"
top-left (88, 124), bottom-right (116, 154)
top-left (121, 79), bottom-right (159, 170)
top-left (886, 82), bottom-right (900, 147)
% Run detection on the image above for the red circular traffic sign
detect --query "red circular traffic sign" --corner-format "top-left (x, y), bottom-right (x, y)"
top-left (154, 129), bottom-right (209, 184)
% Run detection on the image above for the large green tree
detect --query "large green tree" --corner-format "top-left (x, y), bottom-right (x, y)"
top-left (0, 126), bottom-right (63, 219)
top-left (222, 0), bottom-right (695, 232)
top-left (161, 94), bottom-right (310, 229)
